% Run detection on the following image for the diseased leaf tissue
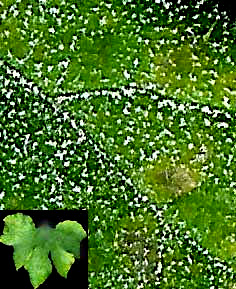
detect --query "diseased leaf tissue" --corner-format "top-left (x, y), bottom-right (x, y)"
top-left (0, 213), bottom-right (87, 288)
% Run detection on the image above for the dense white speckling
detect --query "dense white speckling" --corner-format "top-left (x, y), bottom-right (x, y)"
top-left (1, 1), bottom-right (236, 287)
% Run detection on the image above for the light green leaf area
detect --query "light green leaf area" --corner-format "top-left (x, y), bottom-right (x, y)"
top-left (13, 239), bottom-right (35, 270)
top-left (54, 221), bottom-right (87, 258)
top-left (0, 213), bottom-right (35, 246)
top-left (24, 247), bottom-right (52, 289)
top-left (0, 213), bottom-right (36, 271)
top-left (0, 214), bottom-right (86, 288)
top-left (51, 244), bottom-right (75, 278)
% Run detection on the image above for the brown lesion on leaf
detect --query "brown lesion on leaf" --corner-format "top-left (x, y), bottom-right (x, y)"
top-left (170, 166), bottom-right (199, 195)
top-left (143, 159), bottom-right (200, 203)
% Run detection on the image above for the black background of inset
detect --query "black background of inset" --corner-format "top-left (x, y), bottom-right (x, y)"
top-left (0, 210), bottom-right (88, 289)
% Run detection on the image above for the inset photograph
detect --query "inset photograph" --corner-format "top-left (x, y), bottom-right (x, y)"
top-left (0, 210), bottom-right (88, 289)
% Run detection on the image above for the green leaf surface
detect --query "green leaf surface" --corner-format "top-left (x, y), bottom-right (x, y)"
top-left (13, 239), bottom-right (35, 270)
top-left (0, 213), bottom-right (35, 246)
top-left (51, 244), bottom-right (75, 278)
top-left (24, 247), bottom-right (52, 289)
top-left (54, 221), bottom-right (87, 258)
top-left (0, 213), bottom-right (86, 288)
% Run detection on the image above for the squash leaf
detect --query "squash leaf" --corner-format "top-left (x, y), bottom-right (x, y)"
top-left (0, 213), bottom-right (86, 288)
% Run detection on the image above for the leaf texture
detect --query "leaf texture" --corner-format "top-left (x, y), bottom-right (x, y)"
top-left (24, 247), bottom-right (52, 289)
top-left (54, 221), bottom-right (87, 258)
top-left (51, 244), bottom-right (75, 278)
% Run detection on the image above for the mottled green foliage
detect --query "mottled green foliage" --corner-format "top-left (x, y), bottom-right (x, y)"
top-left (4, 193), bottom-right (39, 210)
top-left (0, 17), bottom-right (30, 59)
top-left (113, 212), bottom-right (161, 287)
top-left (166, 185), bottom-right (236, 265)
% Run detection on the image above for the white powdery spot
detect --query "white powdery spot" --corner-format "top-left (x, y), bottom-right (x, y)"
top-left (64, 161), bottom-right (70, 167)
top-left (155, 261), bottom-right (162, 274)
top-left (178, 103), bottom-right (185, 112)
top-left (201, 106), bottom-right (212, 114)
top-left (48, 27), bottom-right (56, 34)
top-left (55, 176), bottom-right (64, 185)
top-left (151, 94), bottom-right (158, 100)
top-left (223, 96), bottom-right (230, 109)
top-left (33, 86), bottom-right (39, 95)
top-left (114, 154), bottom-right (121, 161)
top-left (187, 254), bottom-right (193, 265)
top-left (63, 111), bottom-right (70, 121)
top-left (49, 7), bottom-right (59, 14)
top-left (123, 107), bottom-right (130, 115)
top-left (45, 140), bottom-right (57, 147)
top-left (72, 186), bottom-right (81, 193)
top-left (143, 110), bottom-right (148, 118)
top-left (48, 65), bottom-right (53, 72)
top-left (204, 118), bottom-right (211, 126)
top-left (225, 56), bottom-right (232, 63)
top-left (0, 191), bottom-right (5, 200)
top-left (51, 184), bottom-right (56, 193)
top-left (58, 44), bottom-right (64, 50)
top-left (188, 143), bottom-right (194, 150)
top-left (87, 186), bottom-right (93, 193)
top-left (142, 196), bottom-right (148, 202)
top-left (123, 70), bottom-right (130, 79)
top-left (133, 58), bottom-right (139, 67)
top-left (94, 216), bottom-right (99, 222)
top-left (81, 92), bottom-right (90, 99)
top-left (179, 117), bottom-right (187, 127)
top-left (217, 122), bottom-right (229, 128)
top-left (71, 119), bottom-right (77, 129)
top-left (8, 159), bottom-right (16, 165)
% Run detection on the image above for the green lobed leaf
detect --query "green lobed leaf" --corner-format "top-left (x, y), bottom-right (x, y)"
top-left (54, 220), bottom-right (87, 258)
top-left (0, 214), bottom-right (87, 288)
top-left (0, 213), bottom-right (35, 246)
